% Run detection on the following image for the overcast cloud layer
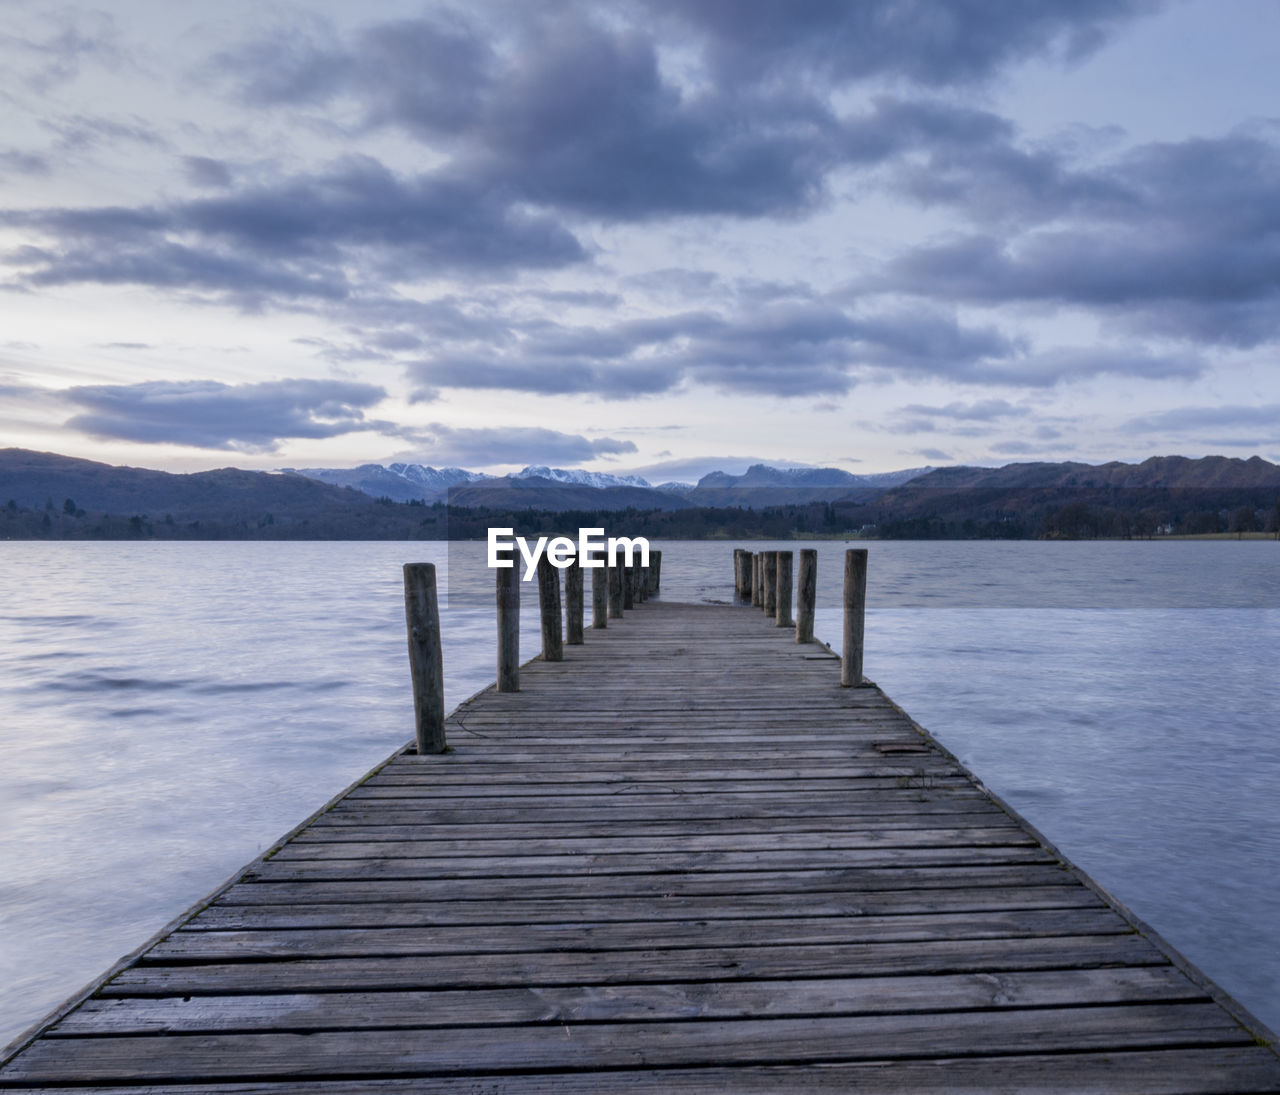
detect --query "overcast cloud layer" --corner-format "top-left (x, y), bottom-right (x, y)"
top-left (0, 0), bottom-right (1276, 472)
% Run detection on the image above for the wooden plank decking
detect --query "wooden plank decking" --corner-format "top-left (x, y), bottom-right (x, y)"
top-left (3, 599), bottom-right (1279, 1092)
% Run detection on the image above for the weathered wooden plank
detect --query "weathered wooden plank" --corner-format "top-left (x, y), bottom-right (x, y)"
top-left (55, 967), bottom-right (1203, 1035)
top-left (343, 775), bottom-right (968, 798)
top-left (270, 828), bottom-right (1037, 861)
top-left (244, 844), bottom-right (1056, 883)
top-left (189, 885), bottom-right (1104, 929)
top-left (105, 934), bottom-right (1168, 994)
top-left (315, 793), bottom-right (1000, 826)
top-left (4, 1005), bottom-right (1247, 1083)
top-left (293, 813), bottom-right (1015, 842)
top-left (12, 1048), bottom-right (1280, 1094)
top-left (151, 908), bottom-right (1128, 961)
top-left (219, 864), bottom-right (1084, 904)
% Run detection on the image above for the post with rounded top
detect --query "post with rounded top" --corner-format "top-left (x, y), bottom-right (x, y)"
top-left (496, 564), bottom-right (520, 692)
top-left (537, 555), bottom-right (563, 662)
top-left (403, 562), bottom-right (446, 754)
top-left (762, 551), bottom-right (777, 617)
top-left (591, 552), bottom-right (608, 629)
top-left (842, 548), bottom-right (868, 687)
top-left (565, 553), bottom-right (585, 644)
top-left (796, 548), bottom-right (817, 643)
top-left (607, 555), bottom-right (624, 618)
top-left (775, 550), bottom-right (794, 628)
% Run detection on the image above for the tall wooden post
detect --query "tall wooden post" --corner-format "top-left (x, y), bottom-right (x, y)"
top-left (537, 555), bottom-right (563, 662)
top-left (623, 565), bottom-right (635, 609)
top-left (842, 548), bottom-right (868, 687)
top-left (565, 555), bottom-right (585, 644)
top-left (796, 548), bottom-right (817, 643)
top-left (733, 549), bottom-right (743, 599)
top-left (775, 550), bottom-right (794, 628)
top-left (762, 552), bottom-right (777, 617)
top-left (637, 562), bottom-right (648, 602)
top-left (649, 550), bottom-right (662, 592)
top-left (403, 563), bottom-right (446, 754)
top-left (591, 553), bottom-right (608, 629)
top-left (752, 553), bottom-right (762, 607)
top-left (496, 564), bottom-right (519, 692)
top-left (608, 558), bottom-right (624, 618)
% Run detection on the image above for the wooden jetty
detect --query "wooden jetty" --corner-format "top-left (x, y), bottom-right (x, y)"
top-left (3, 550), bottom-right (1280, 1091)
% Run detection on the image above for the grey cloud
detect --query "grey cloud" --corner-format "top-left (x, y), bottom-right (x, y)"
top-left (914, 448), bottom-right (954, 462)
top-left (3, 10), bottom-right (122, 91)
top-left (184, 156), bottom-right (234, 188)
top-left (1, 157), bottom-right (586, 304)
top-left (965, 345), bottom-right (1206, 387)
top-left (647, 0), bottom-right (1159, 88)
top-left (0, 150), bottom-right (50, 176)
top-left (989, 439), bottom-right (1073, 455)
top-left (877, 132), bottom-right (1280, 346)
top-left (399, 424), bottom-right (636, 468)
top-left (61, 378), bottom-right (395, 453)
top-left (1125, 404), bottom-right (1280, 435)
top-left (899, 399), bottom-right (1030, 421)
top-left (405, 300), bottom-right (1055, 400)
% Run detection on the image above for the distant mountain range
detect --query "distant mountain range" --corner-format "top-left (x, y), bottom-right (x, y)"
top-left (3, 448), bottom-right (1277, 539)
top-left (283, 460), bottom-right (937, 509)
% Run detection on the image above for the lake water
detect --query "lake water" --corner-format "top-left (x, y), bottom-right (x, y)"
top-left (1, 539), bottom-right (1277, 1050)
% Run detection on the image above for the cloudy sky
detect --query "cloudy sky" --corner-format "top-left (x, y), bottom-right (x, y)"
top-left (1, 0), bottom-right (1278, 480)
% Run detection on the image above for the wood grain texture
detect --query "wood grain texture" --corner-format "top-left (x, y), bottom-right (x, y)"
top-left (3, 598), bottom-right (1277, 1091)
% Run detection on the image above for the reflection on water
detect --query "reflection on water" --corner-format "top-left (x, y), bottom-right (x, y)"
top-left (0, 539), bottom-right (1277, 1049)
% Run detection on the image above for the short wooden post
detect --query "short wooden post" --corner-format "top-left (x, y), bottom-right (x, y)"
top-left (842, 548), bottom-right (868, 687)
top-left (762, 551), bottom-right (777, 617)
top-left (623, 565), bottom-right (635, 609)
top-left (775, 550), bottom-right (794, 628)
top-left (796, 548), bottom-right (817, 643)
top-left (607, 557), bottom-right (624, 618)
top-left (752, 553), bottom-right (762, 607)
top-left (403, 563), bottom-right (446, 754)
top-left (496, 564), bottom-right (519, 692)
top-left (537, 555), bottom-right (563, 662)
top-left (591, 553), bottom-right (607, 629)
top-left (565, 554), bottom-right (584, 644)
top-left (636, 562), bottom-right (648, 602)
top-left (649, 550), bottom-right (662, 592)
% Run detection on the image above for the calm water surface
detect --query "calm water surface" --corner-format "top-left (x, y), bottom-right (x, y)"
top-left (1, 539), bottom-right (1277, 1049)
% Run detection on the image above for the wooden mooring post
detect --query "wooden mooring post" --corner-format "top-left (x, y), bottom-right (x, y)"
top-left (649, 549), bottom-right (662, 593)
top-left (591, 553), bottom-right (607, 629)
top-left (762, 551), bottom-right (777, 617)
top-left (607, 557), bottom-right (624, 618)
top-left (402, 562), bottom-right (446, 754)
top-left (537, 555), bottom-right (563, 662)
top-left (842, 547), bottom-right (868, 687)
top-left (565, 555), bottom-right (585, 645)
top-left (796, 547), bottom-right (816, 643)
top-left (623, 565), bottom-right (635, 609)
top-left (496, 564), bottom-right (520, 692)
top-left (775, 550), bottom-right (794, 628)
top-left (752, 552), bottom-right (763, 607)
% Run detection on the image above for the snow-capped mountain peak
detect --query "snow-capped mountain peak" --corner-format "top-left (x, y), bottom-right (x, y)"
top-left (515, 465), bottom-right (653, 489)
